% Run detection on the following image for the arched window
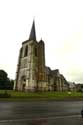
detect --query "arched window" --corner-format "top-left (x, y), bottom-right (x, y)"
top-left (20, 47), bottom-right (23, 58)
top-left (35, 47), bottom-right (38, 56)
top-left (24, 45), bottom-right (28, 57)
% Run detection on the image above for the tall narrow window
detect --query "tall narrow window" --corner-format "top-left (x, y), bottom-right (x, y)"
top-left (35, 47), bottom-right (37, 56)
top-left (24, 45), bottom-right (28, 57)
top-left (20, 47), bottom-right (23, 58)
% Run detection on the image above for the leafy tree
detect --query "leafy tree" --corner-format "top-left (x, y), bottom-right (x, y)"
top-left (0, 70), bottom-right (7, 81)
top-left (9, 80), bottom-right (14, 90)
top-left (0, 70), bottom-right (14, 90)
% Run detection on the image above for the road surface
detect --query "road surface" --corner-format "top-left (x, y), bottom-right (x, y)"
top-left (0, 101), bottom-right (83, 125)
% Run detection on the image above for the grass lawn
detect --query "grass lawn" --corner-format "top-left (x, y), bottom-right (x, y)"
top-left (0, 90), bottom-right (83, 101)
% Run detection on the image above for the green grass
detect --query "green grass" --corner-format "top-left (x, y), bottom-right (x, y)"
top-left (0, 90), bottom-right (83, 101)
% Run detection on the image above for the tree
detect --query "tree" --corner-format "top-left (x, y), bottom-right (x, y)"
top-left (0, 70), bottom-right (14, 90)
top-left (0, 70), bottom-right (7, 81)
top-left (9, 80), bottom-right (14, 90)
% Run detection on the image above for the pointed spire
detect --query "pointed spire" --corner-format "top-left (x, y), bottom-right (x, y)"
top-left (29, 20), bottom-right (36, 41)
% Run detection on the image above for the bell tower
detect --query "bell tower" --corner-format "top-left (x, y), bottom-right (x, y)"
top-left (15, 21), bottom-right (47, 91)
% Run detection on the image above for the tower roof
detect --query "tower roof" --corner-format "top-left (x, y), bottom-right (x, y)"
top-left (29, 20), bottom-right (36, 41)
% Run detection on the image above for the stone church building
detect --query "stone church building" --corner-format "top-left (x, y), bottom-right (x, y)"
top-left (14, 21), bottom-right (69, 91)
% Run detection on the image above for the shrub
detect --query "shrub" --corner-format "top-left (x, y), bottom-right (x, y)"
top-left (0, 91), bottom-right (11, 98)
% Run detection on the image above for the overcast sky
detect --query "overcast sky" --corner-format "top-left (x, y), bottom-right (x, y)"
top-left (0, 0), bottom-right (83, 83)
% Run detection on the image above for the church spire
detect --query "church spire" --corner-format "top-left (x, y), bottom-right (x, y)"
top-left (29, 20), bottom-right (36, 41)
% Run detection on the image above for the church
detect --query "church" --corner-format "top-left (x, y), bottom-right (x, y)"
top-left (14, 21), bottom-right (69, 92)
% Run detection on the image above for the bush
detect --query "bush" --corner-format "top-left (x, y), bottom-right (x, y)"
top-left (0, 91), bottom-right (11, 98)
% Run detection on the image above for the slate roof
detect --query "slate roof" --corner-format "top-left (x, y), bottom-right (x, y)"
top-left (29, 20), bottom-right (36, 41)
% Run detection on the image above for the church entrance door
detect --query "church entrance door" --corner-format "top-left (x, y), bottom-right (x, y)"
top-left (21, 76), bottom-right (26, 91)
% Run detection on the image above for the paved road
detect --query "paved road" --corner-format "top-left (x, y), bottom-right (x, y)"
top-left (0, 101), bottom-right (83, 125)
